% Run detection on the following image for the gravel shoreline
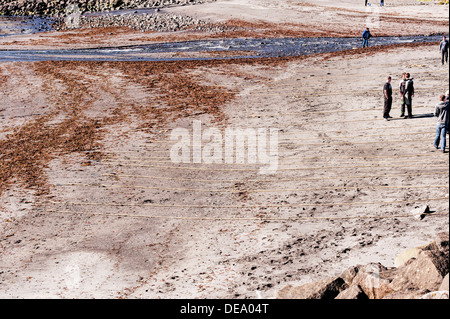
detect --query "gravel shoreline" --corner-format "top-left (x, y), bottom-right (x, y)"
top-left (56, 13), bottom-right (206, 32)
top-left (0, 0), bottom-right (215, 17)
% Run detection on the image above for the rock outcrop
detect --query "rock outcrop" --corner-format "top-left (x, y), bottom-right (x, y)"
top-left (276, 232), bottom-right (449, 299)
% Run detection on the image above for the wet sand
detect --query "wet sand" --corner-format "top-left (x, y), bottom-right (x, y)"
top-left (0, 0), bottom-right (449, 299)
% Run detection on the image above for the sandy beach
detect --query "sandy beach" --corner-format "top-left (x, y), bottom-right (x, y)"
top-left (0, 0), bottom-right (449, 299)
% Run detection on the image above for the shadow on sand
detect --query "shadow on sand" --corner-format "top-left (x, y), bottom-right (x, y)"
top-left (387, 113), bottom-right (434, 121)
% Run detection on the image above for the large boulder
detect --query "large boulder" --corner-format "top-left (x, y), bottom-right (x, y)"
top-left (345, 263), bottom-right (394, 299)
top-left (394, 232), bottom-right (449, 268)
top-left (389, 250), bottom-right (448, 292)
top-left (390, 232), bottom-right (449, 293)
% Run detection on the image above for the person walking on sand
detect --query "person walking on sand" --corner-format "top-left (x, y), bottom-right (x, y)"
top-left (399, 72), bottom-right (407, 117)
top-left (434, 94), bottom-right (449, 153)
top-left (362, 28), bottom-right (372, 48)
top-left (380, 0), bottom-right (384, 6)
top-left (403, 73), bottom-right (414, 119)
top-left (383, 76), bottom-right (393, 121)
top-left (440, 36), bottom-right (449, 65)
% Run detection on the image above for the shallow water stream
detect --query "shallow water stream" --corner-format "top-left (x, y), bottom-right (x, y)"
top-left (0, 35), bottom-right (443, 62)
top-left (0, 15), bottom-right (444, 62)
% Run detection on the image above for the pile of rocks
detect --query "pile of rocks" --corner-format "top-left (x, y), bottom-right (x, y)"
top-left (276, 232), bottom-right (449, 299)
top-left (57, 12), bottom-right (208, 33)
top-left (0, 0), bottom-right (215, 17)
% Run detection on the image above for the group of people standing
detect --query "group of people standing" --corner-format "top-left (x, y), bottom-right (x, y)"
top-left (382, 73), bottom-right (414, 121)
top-left (361, 6), bottom-right (448, 153)
top-left (382, 74), bottom-right (449, 153)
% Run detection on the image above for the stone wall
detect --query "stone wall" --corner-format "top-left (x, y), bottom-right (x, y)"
top-left (0, 0), bottom-right (214, 16)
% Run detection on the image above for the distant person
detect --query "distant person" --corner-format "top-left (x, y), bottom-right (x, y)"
top-left (383, 76), bottom-right (393, 121)
top-left (362, 28), bottom-right (372, 48)
top-left (365, 0), bottom-right (368, 6)
top-left (440, 36), bottom-right (449, 65)
top-left (403, 73), bottom-right (414, 119)
top-left (380, 0), bottom-right (384, 6)
top-left (399, 72), bottom-right (407, 117)
top-left (434, 94), bottom-right (449, 153)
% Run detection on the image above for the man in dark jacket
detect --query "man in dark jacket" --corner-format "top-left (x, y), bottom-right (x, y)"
top-left (440, 36), bottom-right (449, 65)
top-left (402, 73), bottom-right (414, 119)
top-left (434, 94), bottom-right (449, 153)
top-left (362, 28), bottom-right (372, 48)
top-left (383, 76), bottom-right (393, 121)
